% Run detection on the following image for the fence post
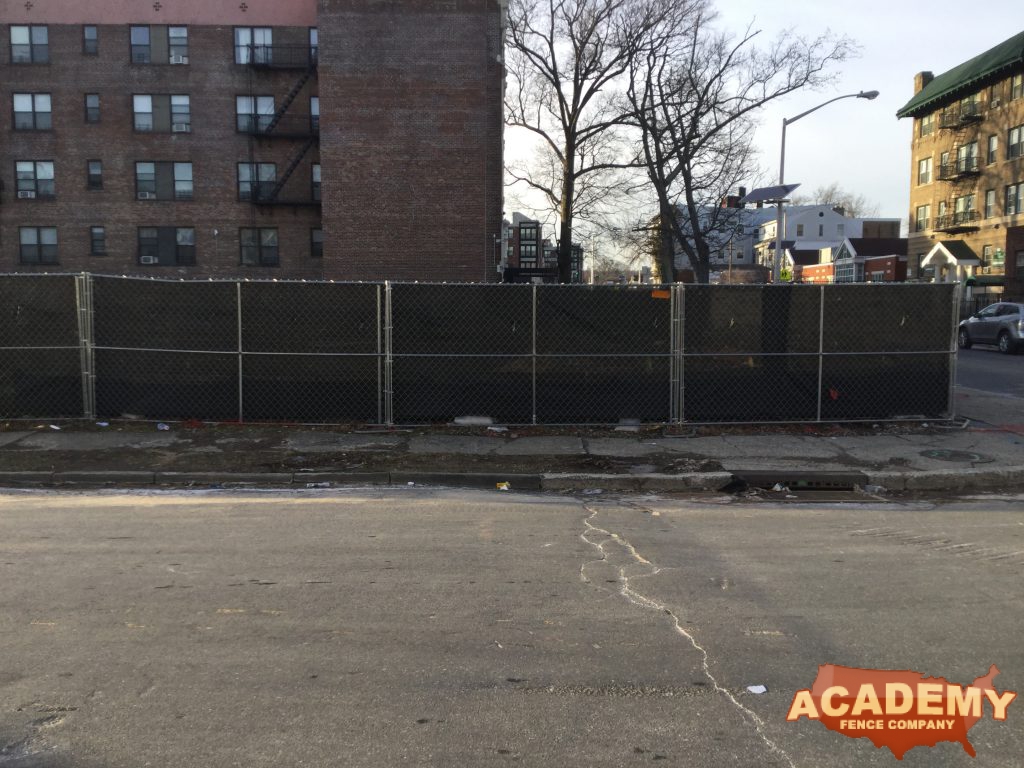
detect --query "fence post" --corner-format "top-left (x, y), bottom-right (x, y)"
top-left (236, 281), bottom-right (244, 423)
top-left (376, 284), bottom-right (382, 426)
top-left (816, 285), bottom-right (825, 422)
top-left (948, 282), bottom-right (963, 419)
top-left (75, 273), bottom-right (96, 419)
top-left (532, 284), bottom-right (537, 425)
top-left (384, 281), bottom-right (393, 426)
top-left (672, 283), bottom-right (685, 424)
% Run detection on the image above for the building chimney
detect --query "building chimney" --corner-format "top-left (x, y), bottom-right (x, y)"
top-left (914, 71), bottom-right (934, 94)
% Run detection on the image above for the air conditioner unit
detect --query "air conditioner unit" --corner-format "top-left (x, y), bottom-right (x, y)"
top-left (169, 54), bottom-right (188, 64)
top-left (137, 191), bottom-right (156, 200)
top-left (171, 123), bottom-right (190, 133)
top-left (992, 97), bottom-right (1002, 108)
top-left (139, 255), bottom-right (158, 264)
top-left (17, 190), bottom-right (36, 199)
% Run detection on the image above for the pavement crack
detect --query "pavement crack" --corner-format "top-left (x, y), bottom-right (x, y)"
top-left (579, 503), bottom-right (795, 768)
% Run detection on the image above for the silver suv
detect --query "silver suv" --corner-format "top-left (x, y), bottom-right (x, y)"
top-left (958, 302), bottom-right (1024, 354)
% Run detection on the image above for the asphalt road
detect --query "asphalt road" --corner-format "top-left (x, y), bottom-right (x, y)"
top-left (0, 489), bottom-right (1021, 767)
top-left (957, 347), bottom-right (1024, 397)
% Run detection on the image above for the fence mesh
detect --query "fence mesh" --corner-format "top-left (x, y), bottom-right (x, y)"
top-left (0, 276), bottom-right (960, 425)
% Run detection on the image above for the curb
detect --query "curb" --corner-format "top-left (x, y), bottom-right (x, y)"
top-left (864, 466), bottom-right (1024, 492)
top-left (540, 472), bottom-right (732, 492)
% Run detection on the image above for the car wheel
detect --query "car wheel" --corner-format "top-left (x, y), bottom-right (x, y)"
top-left (958, 328), bottom-right (972, 349)
top-left (997, 331), bottom-right (1016, 354)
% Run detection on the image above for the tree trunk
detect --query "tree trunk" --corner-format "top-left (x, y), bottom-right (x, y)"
top-left (558, 167), bottom-right (575, 283)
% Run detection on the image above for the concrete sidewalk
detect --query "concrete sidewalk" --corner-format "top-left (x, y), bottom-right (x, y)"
top-left (2, 388), bottom-right (1023, 493)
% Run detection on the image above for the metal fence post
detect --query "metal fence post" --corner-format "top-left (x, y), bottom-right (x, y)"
top-left (376, 284), bottom-right (382, 425)
top-left (75, 273), bottom-right (96, 419)
top-left (675, 284), bottom-right (685, 424)
top-left (384, 281), bottom-right (393, 426)
top-left (532, 284), bottom-right (537, 425)
top-left (236, 281), bottom-right (244, 423)
top-left (948, 282), bottom-right (963, 419)
top-left (816, 285), bottom-right (825, 422)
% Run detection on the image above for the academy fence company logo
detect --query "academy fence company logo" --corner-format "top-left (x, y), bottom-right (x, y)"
top-left (786, 664), bottom-right (1016, 760)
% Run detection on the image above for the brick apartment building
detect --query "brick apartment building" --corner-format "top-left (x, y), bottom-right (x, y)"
top-left (898, 30), bottom-right (1024, 300)
top-left (502, 212), bottom-right (582, 283)
top-left (0, 0), bottom-right (505, 281)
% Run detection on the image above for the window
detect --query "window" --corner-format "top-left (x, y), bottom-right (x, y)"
top-left (10, 25), bottom-right (48, 63)
top-left (13, 93), bottom-right (51, 130)
top-left (311, 163), bottom-right (321, 201)
top-left (168, 27), bottom-right (188, 62)
top-left (87, 160), bottom-right (103, 190)
top-left (138, 227), bottom-right (195, 265)
top-left (1008, 183), bottom-right (1023, 216)
top-left (135, 161), bottom-right (193, 200)
top-left (837, 223), bottom-right (844, 236)
top-left (989, 135), bottom-right (998, 164)
top-left (90, 226), bottom-right (106, 255)
top-left (519, 225), bottom-right (537, 241)
top-left (171, 95), bottom-right (191, 131)
top-left (85, 93), bottom-right (100, 123)
top-left (15, 161), bottom-right (55, 199)
top-left (818, 224), bottom-right (824, 237)
top-left (957, 141), bottom-right (979, 172)
top-left (954, 194), bottom-right (975, 219)
top-left (914, 204), bottom-right (930, 232)
top-left (130, 26), bottom-right (151, 63)
top-left (796, 224), bottom-right (804, 237)
top-left (133, 95), bottom-right (153, 131)
top-left (236, 95), bottom-right (275, 133)
top-left (1013, 74), bottom-right (1024, 101)
top-left (917, 157), bottom-right (932, 185)
top-left (83, 25), bottom-right (98, 54)
top-left (919, 113), bottom-right (934, 137)
top-left (234, 27), bottom-right (272, 64)
top-left (1017, 250), bottom-right (1024, 269)
top-left (240, 228), bottom-right (279, 266)
top-left (19, 226), bottom-right (58, 264)
top-left (1009, 125), bottom-right (1023, 160)
top-left (309, 27), bottom-right (318, 61)
top-left (986, 189), bottom-right (996, 218)
top-left (520, 243), bottom-right (538, 265)
top-left (310, 96), bottom-right (319, 133)
top-left (311, 228), bottom-right (323, 258)
top-left (237, 163), bottom-right (276, 200)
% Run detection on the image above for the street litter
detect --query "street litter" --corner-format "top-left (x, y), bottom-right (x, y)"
top-left (306, 482), bottom-right (331, 489)
top-left (487, 426), bottom-right (508, 433)
top-left (581, 488), bottom-right (603, 495)
top-left (49, 424), bottom-right (61, 430)
top-left (95, 421), bottom-right (109, 427)
top-left (746, 685), bottom-right (768, 694)
top-left (156, 423), bottom-right (170, 431)
top-left (454, 415), bottom-right (493, 426)
top-left (862, 484), bottom-right (886, 494)
top-left (495, 482), bottom-right (511, 491)
top-left (771, 483), bottom-right (789, 492)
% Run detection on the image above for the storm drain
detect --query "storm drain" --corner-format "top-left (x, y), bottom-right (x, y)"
top-left (728, 470), bottom-right (867, 492)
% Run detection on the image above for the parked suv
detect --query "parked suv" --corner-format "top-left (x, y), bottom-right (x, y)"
top-left (958, 302), bottom-right (1024, 354)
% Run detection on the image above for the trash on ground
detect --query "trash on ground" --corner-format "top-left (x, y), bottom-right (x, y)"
top-left (581, 488), bottom-right (603, 495)
top-left (746, 685), bottom-right (768, 694)
top-left (95, 421), bottom-right (110, 427)
top-left (453, 415), bottom-right (493, 426)
top-left (49, 424), bottom-right (61, 430)
top-left (121, 413), bottom-right (142, 420)
top-left (306, 482), bottom-right (331, 489)
top-left (771, 483), bottom-right (789, 492)
top-left (487, 426), bottom-right (508, 433)
top-left (407, 481), bottom-right (415, 486)
top-left (862, 484), bottom-right (886, 494)
top-left (495, 482), bottom-right (511, 491)
top-left (156, 423), bottom-right (171, 431)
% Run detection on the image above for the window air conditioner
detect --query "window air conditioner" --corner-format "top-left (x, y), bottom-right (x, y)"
top-left (137, 191), bottom-right (156, 200)
top-left (171, 123), bottom-right (190, 133)
top-left (169, 55), bottom-right (188, 64)
top-left (139, 255), bottom-right (158, 264)
top-left (992, 97), bottom-right (1002, 108)
top-left (17, 190), bottom-right (36, 199)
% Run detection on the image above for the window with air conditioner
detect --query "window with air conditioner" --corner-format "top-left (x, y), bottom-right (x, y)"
top-left (16, 160), bottom-right (55, 198)
top-left (135, 161), bottom-right (192, 200)
top-left (168, 27), bottom-right (188, 62)
top-left (138, 227), bottom-right (195, 265)
top-left (171, 95), bottom-right (191, 132)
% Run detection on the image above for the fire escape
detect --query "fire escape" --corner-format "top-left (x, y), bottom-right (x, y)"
top-left (243, 43), bottom-right (320, 209)
top-left (934, 97), bottom-right (983, 234)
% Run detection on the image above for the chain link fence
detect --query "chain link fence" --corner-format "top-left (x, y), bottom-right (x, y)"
top-left (0, 275), bottom-right (960, 425)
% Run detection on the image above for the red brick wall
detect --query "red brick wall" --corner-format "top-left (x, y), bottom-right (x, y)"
top-left (798, 264), bottom-right (834, 283)
top-left (1, 23), bottom-right (323, 279)
top-left (317, 0), bottom-right (504, 282)
top-left (864, 256), bottom-right (907, 282)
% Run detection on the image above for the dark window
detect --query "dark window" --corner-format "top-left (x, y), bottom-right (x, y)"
top-left (15, 161), bottom-right (55, 198)
top-left (311, 228), bottom-right (323, 258)
top-left (1009, 125), bottom-right (1023, 160)
top-left (85, 93), bottom-right (100, 123)
top-left (519, 226), bottom-right (538, 241)
top-left (137, 227), bottom-right (195, 265)
top-left (988, 135), bottom-right (998, 164)
top-left (135, 161), bottom-right (193, 200)
top-left (19, 226), bottom-right (58, 264)
top-left (168, 27), bottom-right (188, 62)
top-left (130, 26), bottom-right (151, 63)
top-left (1008, 183), bottom-right (1023, 217)
top-left (87, 160), bottom-right (103, 190)
top-left (90, 226), bottom-right (106, 255)
top-left (10, 25), bottom-right (48, 63)
top-left (83, 25), bottom-right (98, 55)
top-left (240, 228), bottom-right (279, 266)
top-left (237, 163), bottom-right (276, 200)
top-left (235, 95), bottom-right (274, 133)
top-left (919, 113), bottom-right (934, 137)
top-left (311, 164), bottom-right (321, 201)
top-left (985, 189), bottom-right (996, 218)
top-left (1013, 75), bottom-right (1023, 102)
top-left (13, 93), bottom-right (51, 130)
top-left (520, 243), bottom-right (538, 265)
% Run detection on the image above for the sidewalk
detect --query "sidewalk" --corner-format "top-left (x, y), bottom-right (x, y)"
top-left (2, 388), bottom-right (1023, 494)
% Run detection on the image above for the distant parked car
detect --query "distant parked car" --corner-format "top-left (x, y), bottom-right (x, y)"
top-left (958, 302), bottom-right (1024, 354)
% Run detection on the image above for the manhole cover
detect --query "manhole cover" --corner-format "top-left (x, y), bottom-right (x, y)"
top-left (919, 449), bottom-right (992, 463)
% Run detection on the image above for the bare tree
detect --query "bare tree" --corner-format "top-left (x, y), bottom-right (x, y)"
top-left (505, 0), bottom-right (694, 282)
top-left (792, 182), bottom-right (879, 218)
top-left (626, 11), bottom-right (855, 283)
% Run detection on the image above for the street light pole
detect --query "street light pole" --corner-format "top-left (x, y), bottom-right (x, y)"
top-left (773, 90), bottom-right (879, 283)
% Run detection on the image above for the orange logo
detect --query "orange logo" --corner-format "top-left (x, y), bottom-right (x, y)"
top-left (786, 664), bottom-right (1016, 760)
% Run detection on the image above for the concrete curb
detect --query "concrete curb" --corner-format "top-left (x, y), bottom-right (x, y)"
top-left (864, 466), bottom-right (1024, 492)
top-left (541, 472), bottom-right (733, 492)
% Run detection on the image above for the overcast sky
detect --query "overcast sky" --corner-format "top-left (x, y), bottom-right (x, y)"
top-left (505, 0), bottom-right (1020, 228)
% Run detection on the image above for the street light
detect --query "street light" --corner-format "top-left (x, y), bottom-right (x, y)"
top-left (773, 90), bottom-right (879, 283)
